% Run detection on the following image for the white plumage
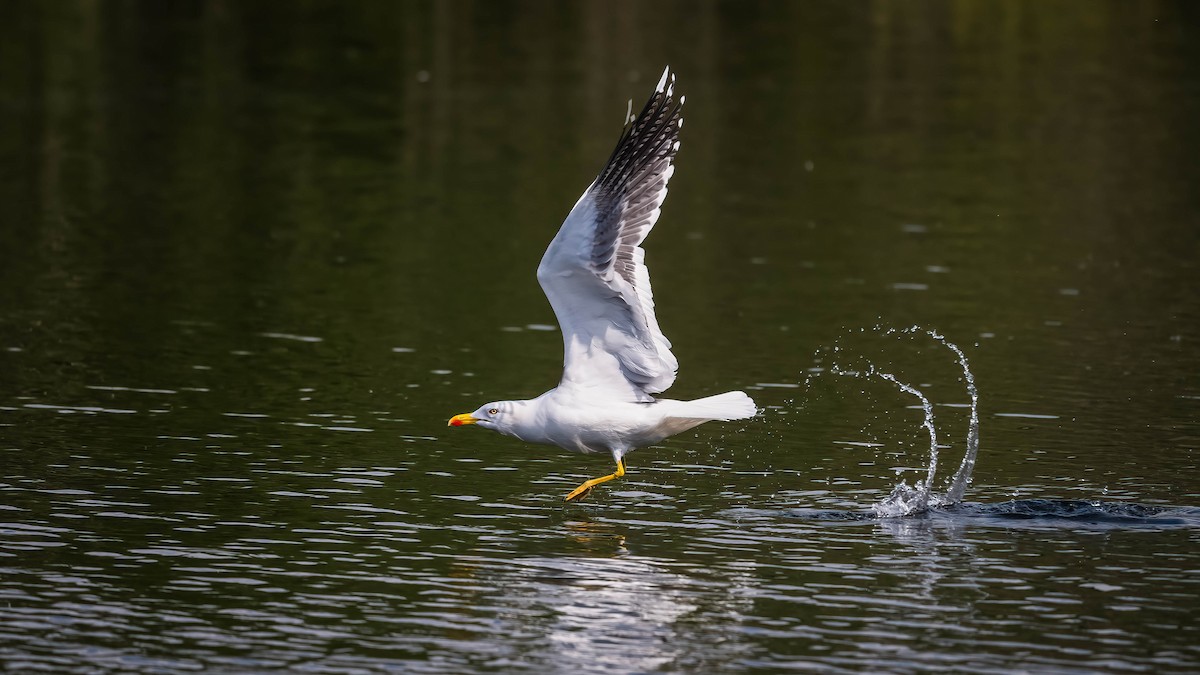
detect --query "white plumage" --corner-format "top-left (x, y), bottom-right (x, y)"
top-left (449, 67), bottom-right (756, 501)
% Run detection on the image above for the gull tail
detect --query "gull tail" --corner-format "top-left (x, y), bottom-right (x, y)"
top-left (676, 391), bottom-right (757, 421)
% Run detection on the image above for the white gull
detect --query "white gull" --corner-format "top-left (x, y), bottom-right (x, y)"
top-left (449, 67), bottom-right (757, 501)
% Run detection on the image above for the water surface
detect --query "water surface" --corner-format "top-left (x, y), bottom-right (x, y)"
top-left (2, 2), bottom-right (1199, 672)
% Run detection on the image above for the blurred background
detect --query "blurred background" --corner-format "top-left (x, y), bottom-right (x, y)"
top-left (2, 0), bottom-right (1197, 496)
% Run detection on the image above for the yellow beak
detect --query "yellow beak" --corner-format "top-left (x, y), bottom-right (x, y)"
top-left (447, 413), bottom-right (478, 427)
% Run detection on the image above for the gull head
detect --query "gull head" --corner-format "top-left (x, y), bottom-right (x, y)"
top-left (447, 400), bottom-right (525, 436)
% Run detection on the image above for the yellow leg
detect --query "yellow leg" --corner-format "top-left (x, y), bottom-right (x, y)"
top-left (565, 459), bottom-right (626, 502)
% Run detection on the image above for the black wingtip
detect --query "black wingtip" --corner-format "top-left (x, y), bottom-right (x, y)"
top-left (655, 66), bottom-right (674, 95)
top-left (597, 67), bottom-right (684, 201)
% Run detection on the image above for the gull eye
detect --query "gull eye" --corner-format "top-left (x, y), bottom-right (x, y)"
top-left (488, 408), bottom-right (499, 415)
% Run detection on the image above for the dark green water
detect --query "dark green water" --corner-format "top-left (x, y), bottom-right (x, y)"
top-left (2, 1), bottom-right (1199, 672)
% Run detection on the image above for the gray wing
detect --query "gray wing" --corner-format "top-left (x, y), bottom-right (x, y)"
top-left (536, 67), bottom-right (684, 402)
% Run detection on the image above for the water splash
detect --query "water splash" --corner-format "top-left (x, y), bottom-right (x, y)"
top-left (933, 330), bottom-right (979, 503)
top-left (821, 326), bottom-right (980, 517)
top-left (796, 329), bottom-right (1196, 529)
top-left (774, 501), bottom-right (1200, 530)
top-left (829, 363), bottom-right (939, 517)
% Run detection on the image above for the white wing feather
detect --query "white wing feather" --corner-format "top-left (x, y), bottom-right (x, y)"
top-left (536, 67), bottom-right (684, 403)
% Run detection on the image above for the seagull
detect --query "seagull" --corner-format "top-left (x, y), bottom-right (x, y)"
top-left (448, 67), bottom-right (757, 502)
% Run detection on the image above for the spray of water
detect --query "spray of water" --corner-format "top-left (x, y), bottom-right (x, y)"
top-left (821, 326), bottom-right (981, 517)
top-left (933, 330), bottom-right (980, 503)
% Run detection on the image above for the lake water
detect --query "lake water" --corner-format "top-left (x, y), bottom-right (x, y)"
top-left (2, 2), bottom-right (1199, 672)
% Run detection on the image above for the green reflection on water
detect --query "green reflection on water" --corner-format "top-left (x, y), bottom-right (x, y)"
top-left (2, 1), bottom-right (1199, 672)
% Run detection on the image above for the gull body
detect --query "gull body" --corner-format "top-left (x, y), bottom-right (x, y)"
top-left (449, 67), bottom-right (756, 501)
top-left (456, 389), bottom-right (750, 456)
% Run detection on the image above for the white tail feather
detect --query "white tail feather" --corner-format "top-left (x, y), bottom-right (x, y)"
top-left (676, 391), bottom-right (757, 421)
